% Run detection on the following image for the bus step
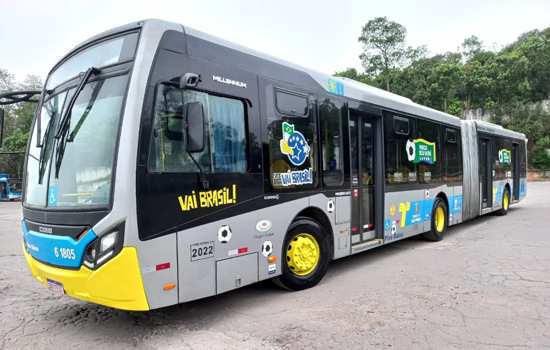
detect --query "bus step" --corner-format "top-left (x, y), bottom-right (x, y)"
top-left (351, 238), bottom-right (383, 254)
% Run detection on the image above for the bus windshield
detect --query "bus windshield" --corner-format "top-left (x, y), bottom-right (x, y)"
top-left (24, 74), bottom-right (128, 208)
top-left (24, 32), bottom-right (138, 210)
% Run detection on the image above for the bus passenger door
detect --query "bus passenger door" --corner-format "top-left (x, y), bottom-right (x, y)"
top-left (512, 143), bottom-right (520, 200)
top-left (350, 111), bottom-right (378, 246)
top-left (479, 138), bottom-right (492, 209)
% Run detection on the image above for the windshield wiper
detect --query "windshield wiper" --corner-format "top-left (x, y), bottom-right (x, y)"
top-left (35, 89), bottom-right (54, 148)
top-left (54, 67), bottom-right (99, 177)
top-left (38, 114), bottom-right (55, 184)
top-left (55, 67), bottom-right (99, 139)
top-left (68, 79), bottom-right (103, 142)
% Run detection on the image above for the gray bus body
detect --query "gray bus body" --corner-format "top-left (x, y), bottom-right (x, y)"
top-left (21, 19), bottom-right (527, 310)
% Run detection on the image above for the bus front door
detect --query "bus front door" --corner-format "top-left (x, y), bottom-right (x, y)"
top-left (512, 143), bottom-right (520, 200)
top-left (350, 111), bottom-right (377, 246)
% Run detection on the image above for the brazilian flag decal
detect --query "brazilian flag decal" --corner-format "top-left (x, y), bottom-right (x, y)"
top-left (406, 138), bottom-right (437, 165)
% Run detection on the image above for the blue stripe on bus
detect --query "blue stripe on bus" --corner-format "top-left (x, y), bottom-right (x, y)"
top-left (22, 221), bottom-right (96, 268)
top-left (385, 194), bottom-right (463, 230)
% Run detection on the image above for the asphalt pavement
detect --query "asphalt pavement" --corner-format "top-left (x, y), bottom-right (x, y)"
top-left (1, 182), bottom-right (549, 349)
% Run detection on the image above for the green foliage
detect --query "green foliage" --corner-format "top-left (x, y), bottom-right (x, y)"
top-left (334, 68), bottom-right (372, 85)
top-left (345, 17), bottom-right (550, 169)
top-left (3, 128), bottom-right (29, 151)
top-left (531, 137), bottom-right (550, 169)
top-left (1, 70), bottom-right (42, 178)
top-left (461, 35), bottom-right (483, 59)
top-left (358, 17), bottom-right (426, 91)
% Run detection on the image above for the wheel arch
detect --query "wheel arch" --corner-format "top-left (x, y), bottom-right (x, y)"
top-left (504, 182), bottom-right (511, 194)
top-left (292, 207), bottom-right (334, 259)
top-left (435, 191), bottom-right (449, 216)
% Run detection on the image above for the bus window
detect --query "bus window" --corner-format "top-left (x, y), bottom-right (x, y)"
top-left (275, 89), bottom-right (308, 117)
top-left (416, 119), bottom-right (441, 184)
top-left (149, 85), bottom-right (247, 173)
top-left (385, 115), bottom-right (416, 184)
top-left (393, 116), bottom-right (409, 135)
top-left (320, 99), bottom-right (344, 186)
top-left (495, 138), bottom-right (513, 180)
top-left (444, 128), bottom-right (462, 183)
top-left (519, 141), bottom-right (527, 178)
top-left (269, 88), bottom-right (316, 190)
top-left (349, 116), bottom-right (359, 185)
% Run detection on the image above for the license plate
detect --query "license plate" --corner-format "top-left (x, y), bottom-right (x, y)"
top-left (47, 279), bottom-right (64, 295)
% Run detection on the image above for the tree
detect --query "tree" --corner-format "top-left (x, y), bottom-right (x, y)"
top-left (461, 35), bottom-right (483, 60)
top-left (0, 68), bottom-right (42, 153)
top-left (0, 68), bottom-right (15, 93)
top-left (334, 68), bottom-right (372, 85)
top-left (358, 17), bottom-right (420, 91)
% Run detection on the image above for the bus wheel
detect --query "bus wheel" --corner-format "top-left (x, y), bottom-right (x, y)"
top-left (423, 198), bottom-right (448, 241)
top-left (496, 187), bottom-right (510, 216)
top-left (274, 218), bottom-right (330, 291)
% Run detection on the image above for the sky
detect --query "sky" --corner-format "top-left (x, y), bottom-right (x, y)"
top-left (1, 0), bottom-right (549, 82)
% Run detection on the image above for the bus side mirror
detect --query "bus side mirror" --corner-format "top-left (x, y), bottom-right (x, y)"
top-left (0, 108), bottom-right (4, 147)
top-left (186, 102), bottom-right (205, 153)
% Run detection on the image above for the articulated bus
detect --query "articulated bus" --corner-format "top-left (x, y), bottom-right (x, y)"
top-left (17, 20), bottom-right (527, 311)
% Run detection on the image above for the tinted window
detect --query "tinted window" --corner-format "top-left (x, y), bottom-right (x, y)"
top-left (47, 32), bottom-right (139, 89)
top-left (495, 137), bottom-right (512, 180)
top-left (361, 120), bottom-right (375, 185)
top-left (269, 89), bottom-right (316, 189)
top-left (275, 90), bottom-right (308, 117)
top-left (444, 128), bottom-right (462, 182)
top-left (320, 99), bottom-right (344, 186)
top-left (149, 86), bottom-right (247, 173)
top-left (350, 116), bottom-right (359, 185)
top-left (385, 115), bottom-right (416, 184)
top-left (519, 140), bottom-right (527, 177)
top-left (416, 119), bottom-right (441, 183)
top-left (394, 116), bottom-right (409, 135)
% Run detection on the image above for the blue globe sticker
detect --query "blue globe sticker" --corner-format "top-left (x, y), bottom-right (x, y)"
top-left (279, 121), bottom-right (310, 166)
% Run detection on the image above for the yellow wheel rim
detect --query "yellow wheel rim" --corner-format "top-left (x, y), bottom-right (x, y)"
top-left (503, 191), bottom-right (509, 210)
top-left (435, 206), bottom-right (445, 233)
top-left (286, 233), bottom-right (320, 276)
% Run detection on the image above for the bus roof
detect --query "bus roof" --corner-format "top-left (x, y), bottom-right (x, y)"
top-left (59, 19), bottom-right (526, 133)
top-left (183, 23), bottom-right (462, 126)
top-left (474, 120), bottom-right (526, 140)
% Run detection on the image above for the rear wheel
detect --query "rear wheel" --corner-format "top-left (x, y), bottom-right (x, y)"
top-left (496, 187), bottom-right (510, 216)
top-left (274, 218), bottom-right (330, 291)
top-left (422, 197), bottom-right (448, 241)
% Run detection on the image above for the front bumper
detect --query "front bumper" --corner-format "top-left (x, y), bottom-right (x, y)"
top-left (24, 245), bottom-right (149, 311)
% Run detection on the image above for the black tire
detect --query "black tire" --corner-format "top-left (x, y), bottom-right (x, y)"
top-left (496, 186), bottom-right (510, 216)
top-left (274, 217), bottom-right (330, 291)
top-left (422, 197), bottom-right (448, 241)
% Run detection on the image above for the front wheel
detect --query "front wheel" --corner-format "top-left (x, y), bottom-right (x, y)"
top-left (274, 218), bottom-right (330, 291)
top-left (422, 197), bottom-right (448, 241)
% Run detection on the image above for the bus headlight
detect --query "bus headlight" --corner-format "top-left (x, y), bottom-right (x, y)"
top-left (100, 231), bottom-right (118, 253)
top-left (83, 223), bottom-right (124, 269)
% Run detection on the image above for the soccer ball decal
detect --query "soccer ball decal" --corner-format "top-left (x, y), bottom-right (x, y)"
top-left (406, 139), bottom-right (416, 162)
top-left (218, 225), bottom-right (232, 243)
top-left (391, 221), bottom-right (397, 237)
top-left (261, 240), bottom-right (273, 257)
top-left (327, 199), bottom-right (335, 213)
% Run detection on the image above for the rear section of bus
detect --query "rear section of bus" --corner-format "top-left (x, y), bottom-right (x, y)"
top-left (21, 20), bottom-right (183, 311)
top-left (461, 120), bottom-right (527, 221)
